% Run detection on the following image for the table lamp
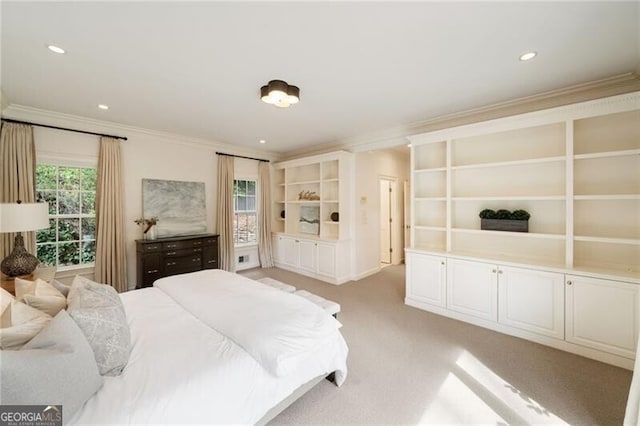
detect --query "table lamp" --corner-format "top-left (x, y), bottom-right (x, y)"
top-left (0, 201), bottom-right (49, 277)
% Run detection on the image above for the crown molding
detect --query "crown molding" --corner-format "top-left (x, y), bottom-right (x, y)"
top-left (281, 72), bottom-right (640, 159)
top-left (1, 105), bottom-right (282, 162)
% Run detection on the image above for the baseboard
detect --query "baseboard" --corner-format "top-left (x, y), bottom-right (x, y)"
top-left (352, 266), bottom-right (381, 281)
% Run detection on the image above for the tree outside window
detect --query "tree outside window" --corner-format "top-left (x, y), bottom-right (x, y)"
top-left (35, 165), bottom-right (97, 268)
top-left (233, 179), bottom-right (257, 245)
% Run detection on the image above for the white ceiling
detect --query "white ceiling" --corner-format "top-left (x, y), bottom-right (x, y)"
top-left (1, 2), bottom-right (639, 155)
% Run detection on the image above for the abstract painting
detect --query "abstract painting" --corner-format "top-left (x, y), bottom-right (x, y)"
top-left (299, 205), bottom-right (320, 235)
top-left (142, 179), bottom-right (207, 238)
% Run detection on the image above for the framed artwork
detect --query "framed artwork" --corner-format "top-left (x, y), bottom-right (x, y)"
top-left (142, 179), bottom-right (207, 238)
top-left (299, 205), bottom-right (320, 235)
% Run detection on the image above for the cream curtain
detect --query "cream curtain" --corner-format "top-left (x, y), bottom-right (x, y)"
top-left (0, 123), bottom-right (37, 262)
top-left (95, 137), bottom-right (127, 292)
top-left (217, 155), bottom-right (235, 272)
top-left (258, 161), bottom-right (274, 267)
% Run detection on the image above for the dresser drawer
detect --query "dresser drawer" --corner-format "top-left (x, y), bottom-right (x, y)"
top-left (165, 247), bottom-right (202, 258)
top-left (139, 242), bottom-right (162, 253)
top-left (203, 236), bottom-right (218, 246)
top-left (165, 255), bottom-right (202, 276)
top-left (162, 239), bottom-right (204, 250)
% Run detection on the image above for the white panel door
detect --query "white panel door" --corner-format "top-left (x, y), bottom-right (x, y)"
top-left (380, 179), bottom-right (391, 263)
top-left (407, 252), bottom-right (446, 307)
top-left (317, 243), bottom-right (336, 277)
top-left (281, 236), bottom-right (298, 267)
top-left (447, 258), bottom-right (497, 321)
top-left (298, 239), bottom-right (317, 273)
top-left (566, 274), bottom-right (639, 359)
top-left (498, 266), bottom-right (565, 339)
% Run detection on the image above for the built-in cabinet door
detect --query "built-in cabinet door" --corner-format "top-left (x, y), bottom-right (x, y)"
top-left (298, 240), bottom-right (317, 273)
top-left (566, 274), bottom-right (639, 359)
top-left (498, 266), bottom-right (565, 339)
top-left (447, 258), bottom-right (497, 321)
top-left (272, 235), bottom-right (283, 263)
top-left (407, 252), bottom-right (446, 307)
top-left (317, 243), bottom-right (336, 277)
top-left (282, 236), bottom-right (298, 267)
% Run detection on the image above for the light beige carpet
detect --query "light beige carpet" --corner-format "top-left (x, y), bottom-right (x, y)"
top-left (240, 265), bottom-right (632, 425)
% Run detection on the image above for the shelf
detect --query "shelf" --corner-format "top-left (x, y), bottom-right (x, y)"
top-left (451, 156), bottom-right (565, 171)
top-left (322, 178), bottom-right (339, 183)
top-left (574, 236), bottom-right (640, 246)
top-left (275, 200), bottom-right (285, 203)
top-left (574, 149), bottom-right (640, 160)
top-left (414, 167), bottom-right (447, 173)
top-left (574, 194), bottom-right (640, 200)
top-left (452, 228), bottom-right (565, 240)
top-left (323, 221), bottom-right (339, 225)
top-left (288, 180), bottom-right (320, 185)
top-left (323, 200), bottom-right (339, 203)
top-left (287, 201), bottom-right (321, 204)
top-left (452, 196), bottom-right (565, 201)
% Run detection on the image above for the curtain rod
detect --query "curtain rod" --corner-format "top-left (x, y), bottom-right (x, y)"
top-left (0, 118), bottom-right (128, 141)
top-left (216, 151), bottom-right (270, 163)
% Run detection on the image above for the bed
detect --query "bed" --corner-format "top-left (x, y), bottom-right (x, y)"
top-left (69, 269), bottom-right (348, 424)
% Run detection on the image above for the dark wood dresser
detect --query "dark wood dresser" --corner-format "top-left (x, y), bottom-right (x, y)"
top-left (135, 234), bottom-right (219, 289)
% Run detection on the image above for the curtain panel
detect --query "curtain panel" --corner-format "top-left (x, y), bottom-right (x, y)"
top-left (217, 155), bottom-right (235, 272)
top-left (257, 161), bottom-right (274, 267)
top-left (95, 137), bottom-right (127, 292)
top-left (0, 123), bottom-right (37, 261)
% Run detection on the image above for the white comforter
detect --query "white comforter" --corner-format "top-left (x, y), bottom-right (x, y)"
top-left (70, 272), bottom-right (348, 425)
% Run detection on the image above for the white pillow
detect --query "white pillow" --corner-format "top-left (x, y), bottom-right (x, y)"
top-left (0, 300), bottom-right (52, 349)
top-left (0, 287), bottom-right (15, 312)
top-left (15, 277), bottom-right (66, 316)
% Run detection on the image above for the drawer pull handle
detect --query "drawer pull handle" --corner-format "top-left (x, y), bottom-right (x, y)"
top-left (148, 246), bottom-right (158, 250)
top-left (167, 262), bottom-right (176, 266)
top-left (207, 260), bottom-right (216, 264)
top-left (193, 242), bottom-right (202, 245)
top-left (167, 244), bottom-right (177, 248)
top-left (567, 281), bottom-right (572, 286)
top-left (193, 249), bottom-right (201, 252)
top-left (192, 258), bottom-right (199, 262)
top-left (167, 252), bottom-right (176, 255)
top-left (147, 269), bottom-right (158, 274)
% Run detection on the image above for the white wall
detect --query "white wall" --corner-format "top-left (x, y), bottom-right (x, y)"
top-left (9, 106), bottom-right (274, 289)
top-left (353, 148), bottom-right (410, 279)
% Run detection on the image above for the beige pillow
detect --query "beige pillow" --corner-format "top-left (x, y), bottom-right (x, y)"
top-left (0, 287), bottom-right (14, 313)
top-left (15, 278), bottom-right (66, 317)
top-left (0, 300), bottom-right (51, 349)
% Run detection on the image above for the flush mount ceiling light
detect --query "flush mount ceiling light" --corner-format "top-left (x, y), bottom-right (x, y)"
top-left (47, 44), bottom-right (66, 54)
top-left (260, 80), bottom-right (299, 108)
top-left (519, 51), bottom-right (537, 61)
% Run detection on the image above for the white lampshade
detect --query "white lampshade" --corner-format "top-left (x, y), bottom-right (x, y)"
top-left (0, 202), bottom-right (49, 233)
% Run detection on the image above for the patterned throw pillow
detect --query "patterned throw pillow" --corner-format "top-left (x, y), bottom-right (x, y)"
top-left (67, 276), bottom-right (131, 376)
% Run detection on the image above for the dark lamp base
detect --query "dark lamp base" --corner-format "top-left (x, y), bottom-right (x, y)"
top-left (0, 234), bottom-right (40, 277)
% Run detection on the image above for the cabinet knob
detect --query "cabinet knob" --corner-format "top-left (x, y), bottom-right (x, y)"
top-left (492, 269), bottom-right (497, 273)
top-left (498, 270), bottom-right (503, 274)
top-left (567, 280), bottom-right (572, 286)
top-left (440, 261), bottom-right (445, 265)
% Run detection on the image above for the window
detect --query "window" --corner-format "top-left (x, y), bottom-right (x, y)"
top-left (233, 179), bottom-right (257, 245)
top-left (35, 165), bottom-right (97, 268)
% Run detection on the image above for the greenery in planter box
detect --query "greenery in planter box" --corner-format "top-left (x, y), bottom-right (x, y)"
top-left (478, 209), bottom-right (530, 220)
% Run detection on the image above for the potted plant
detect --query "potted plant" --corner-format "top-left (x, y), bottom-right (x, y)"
top-left (479, 209), bottom-right (530, 232)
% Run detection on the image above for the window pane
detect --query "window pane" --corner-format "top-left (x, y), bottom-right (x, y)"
top-left (237, 195), bottom-right (246, 211)
top-left (247, 195), bottom-right (256, 211)
top-left (81, 168), bottom-right (97, 190)
top-left (37, 191), bottom-right (57, 215)
top-left (81, 240), bottom-right (96, 264)
top-left (36, 165), bottom-right (57, 190)
top-left (81, 191), bottom-right (95, 215)
top-left (37, 244), bottom-right (57, 265)
top-left (247, 181), bottom-right (256, 195)
top-left (37, 219), bottom-right (57, 243)
top-left (58, 242), bottom-right (80, 266)
top-left (248, 213), bottom-right (257, 242)
top-left (81, 217), bottom-right (96, 240)
top-left (58, 218), bottom-right (80, 241)
top-left (59, 191), bottom-right (80, 214)
top-left (59, 167), bottom-right (80, 190)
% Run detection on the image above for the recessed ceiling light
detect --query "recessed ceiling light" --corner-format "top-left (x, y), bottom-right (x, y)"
top-left (519, 51), bottom-right (537, 61)
top-left (407, 144), bottom-right (412, 148)
top-left (47, 45), bottom-right (65, 54)
top-left (97, 104), bottom-right (109, 110)
top-left (259, 139), bottom-right (266, 144)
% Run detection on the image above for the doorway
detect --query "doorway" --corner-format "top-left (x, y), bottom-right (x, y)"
top-left (380, 178), bottom-right (394, 265)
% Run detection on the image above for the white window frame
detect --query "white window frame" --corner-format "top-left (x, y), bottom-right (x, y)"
top-left (233, 177), bottom-right (259, 248)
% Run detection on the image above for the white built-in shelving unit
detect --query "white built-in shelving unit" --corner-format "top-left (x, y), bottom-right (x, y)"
top-left (270, 151), bottom-right (353, 284)
top-left (406, 92), bottom-right (640, 369)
